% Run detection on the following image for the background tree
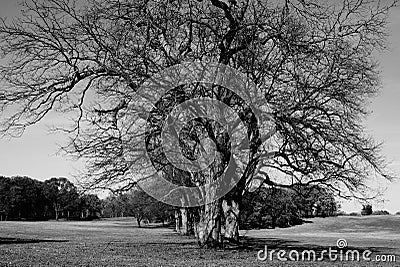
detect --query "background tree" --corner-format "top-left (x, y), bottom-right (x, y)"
top-left (292, 184), bottom-right (338, 218)
top-left (43, 177), bottom-right (80, 220)
top-left (102, 195), bottom-right (124, 218)
top-left (361, 204), bottom-right (373, 216)
top-left (101, 189), bottom-right (174, 227)
top-left (0, 0), bottom-right (397, 247)
top-left (79, 194), bottom-right (102, 219)
top-left (0, 176), bottom-right (11, 220)
top-left (241, 184), bottom-right (338, 229)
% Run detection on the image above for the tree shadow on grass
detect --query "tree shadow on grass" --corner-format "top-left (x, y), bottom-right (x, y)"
top-left (111, 222), bottom-right (175, 230)
top-left (0, 237), bottom-right (68, 245)
top-left (138, 224), bottom-right (175, 230)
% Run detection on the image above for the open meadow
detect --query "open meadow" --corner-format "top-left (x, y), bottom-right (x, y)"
top-left (0, 216), bottom-right (399, 266)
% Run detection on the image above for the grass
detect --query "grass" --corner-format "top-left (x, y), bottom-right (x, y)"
top-left (0, 216), bottom-right (399, 266)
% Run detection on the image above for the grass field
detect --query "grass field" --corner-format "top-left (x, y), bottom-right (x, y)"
top-left (0, 216), bottom-right (399, 266)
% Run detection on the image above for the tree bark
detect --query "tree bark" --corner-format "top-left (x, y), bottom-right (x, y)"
top-left (222, 198), bottom-right (240, 243)
top-left (180, 208), bottom-right (189, 235)
top-left (195, 199), bottom-right (222, 248)
top-left (137, 217), bottom-right (141, 228)
top-left (55, 207), bottom-right (59, 221)
top-left (174, 209), bottom-right (181, 233)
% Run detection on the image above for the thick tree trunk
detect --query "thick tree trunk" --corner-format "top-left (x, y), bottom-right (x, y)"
top-left (220, 156), bottom-right (250, 244)
top-left (222, 198), bottom-right (240, 243)
top-left (195, 199), bottom-right (222, 248)
top-left (137, 217), bottom-right (141, 228)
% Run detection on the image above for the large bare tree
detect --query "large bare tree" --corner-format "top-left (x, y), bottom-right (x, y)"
top-left (0, 0), bottom-right (396, 247)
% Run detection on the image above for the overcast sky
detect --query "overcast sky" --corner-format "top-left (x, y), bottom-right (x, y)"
top-left (0, 1), bottom-right (399, 212)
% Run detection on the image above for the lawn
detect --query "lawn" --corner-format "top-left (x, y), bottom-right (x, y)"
top-left (0, 216), bottom-right (399, 266)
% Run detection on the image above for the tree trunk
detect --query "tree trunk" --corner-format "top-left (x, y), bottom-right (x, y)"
top-left (222, 198), bottom-right (240, 243)
top-left (55, 207), bottom-right (59, 221)
top-left (175, 209), bottom-right (181, 233)
top-left (137, 217), bottom-right (141, 228)
top-left (180, 208), bottom-right (189, 235)
top-left (195, 199), bottom-right (222, 248)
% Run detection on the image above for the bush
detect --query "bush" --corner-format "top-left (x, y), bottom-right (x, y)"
top-left (396, 212), bottom-right (400, 216)
top-left (336, 211), bottom-right (347, 216)
top-left (349, 212), bottom-right (361, 216)
top-left (361, 204), bottom-right (373, 216)
top-left (275, 214), bottom-right (303, 228)
top-left (240, 185), bottom-right (338, 230)
top-left (372, 210), bottom-right (390, 215)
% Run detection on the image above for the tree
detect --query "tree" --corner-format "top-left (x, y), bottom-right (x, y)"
top-left (123, 189), bottom-right (172, 227)
top-left (292, 184), bottom-right (338, 218)
top-left (361, 204), bottom-right (373, 216)
top-left (43, 177), bottom-right (79, 220)
top-left (241, 184), bottom-right (337, 229)
top-left (0, 176), bottom-right (11, 220)
top-left (241, 187), bottom-right (301, 229)
top-left (0, 176), bottom-right (51, 220)
top-left (102, 195), bottom-right (123, 218)
top-left (79, 194), bottom-right (102, 219)
top-left (101, 189), bottom-right (173, 227)
top-left (0, 0), bottom-right (396, 247)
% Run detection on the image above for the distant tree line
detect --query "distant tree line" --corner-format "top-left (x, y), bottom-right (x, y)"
top-left (0, 176), bottom-right (101, 221)
top-left (0, 175), bottom-right (339, 230)
top-left (102, 189), bottom-right (175, 227)
top-left (240, 185), bottom-right (338, 229)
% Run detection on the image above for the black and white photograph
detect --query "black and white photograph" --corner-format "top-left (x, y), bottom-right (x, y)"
top-left (0, 0), bottom-right (399, 266)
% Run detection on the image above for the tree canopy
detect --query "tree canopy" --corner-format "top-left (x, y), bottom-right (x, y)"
top-left (0, 176), bottom-right (100, 220)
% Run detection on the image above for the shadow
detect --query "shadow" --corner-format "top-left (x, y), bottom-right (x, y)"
top-left (241, 218), bottom-right (313, 230)
top-left (111, 222), bottom-right (175, 230)
top-left (0, 237), bottom-right (69, 245)
top-left (138, 224), bottom-right (175, 230)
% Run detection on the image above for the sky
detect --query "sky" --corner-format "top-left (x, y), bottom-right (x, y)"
top-left (0, 1), bottom-right (399, 212)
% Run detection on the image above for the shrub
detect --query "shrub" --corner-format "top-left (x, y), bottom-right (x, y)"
top-left (349, 212), bottom-right (361, 216)
top-left (372, 210), bottom-right (390, 215)
top-left (361, 204), bottom-right (373, 216)
top-left (275, 214), bottom-right (303, 228)
top-left (396, 212), bottom-right (400, 216)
